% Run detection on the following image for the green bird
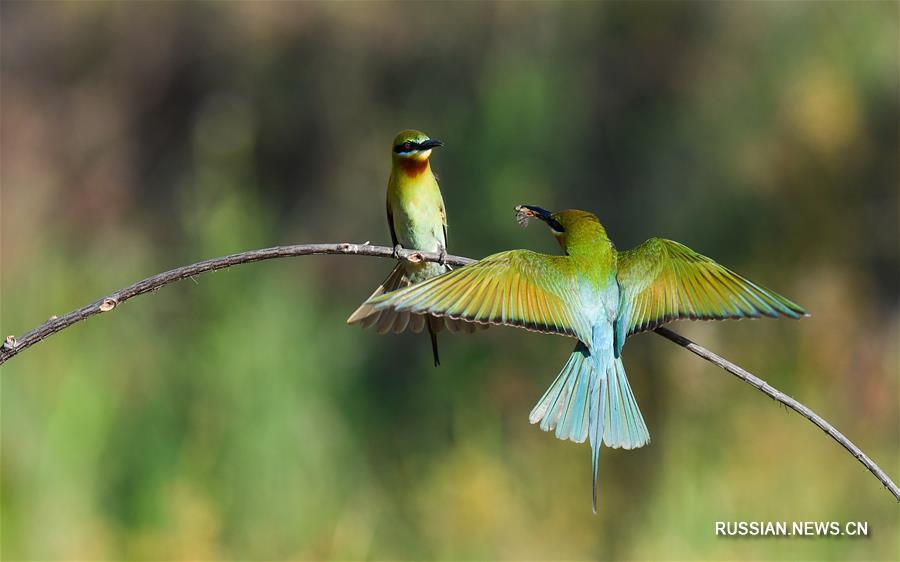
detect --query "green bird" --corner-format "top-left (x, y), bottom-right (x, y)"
top-left (363, 205), bottom-right (808, 511)
top-left (348, 130), bottom-right (478, 366)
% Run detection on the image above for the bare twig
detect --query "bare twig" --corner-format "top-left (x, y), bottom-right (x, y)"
top-left (0, 243), bottom-right (473, 365)
top-left (0, 242), bottom-right (896, 501)
top-left (654, 327), bottom-right (900, 501)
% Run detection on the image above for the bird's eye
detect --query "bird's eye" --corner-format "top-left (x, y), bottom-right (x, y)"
top-left (403, 142), bottom-right (413, 151)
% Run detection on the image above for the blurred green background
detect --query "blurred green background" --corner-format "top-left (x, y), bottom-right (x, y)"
top-left (1, 1), bottom-right (898, 560)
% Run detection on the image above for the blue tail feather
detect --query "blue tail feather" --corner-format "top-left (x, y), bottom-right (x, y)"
top-left (589, 367), bottom-right (605, 513)
top-left (530, 342), bottom-right (650, 511)
top-left (528, 343), bottom-right (592, 443)
top-left (603, 357), bottom-right (650, 450)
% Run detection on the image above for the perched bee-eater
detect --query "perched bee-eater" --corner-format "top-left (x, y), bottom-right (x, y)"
top-left (364, 205), bottom-right (807, 511)
top-left (348, 130), bottom-right (476, 366)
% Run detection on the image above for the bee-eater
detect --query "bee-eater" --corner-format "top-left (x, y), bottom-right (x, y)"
top-left (363, 205), bottom-right (807, 511)
top-left (348, 130), bottom-right (476, 366)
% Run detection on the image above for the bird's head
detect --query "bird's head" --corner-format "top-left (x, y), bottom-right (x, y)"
top-left (391, 130), bottom-right (443, 162)
top-left (515, 205), bottom-right (607, 255)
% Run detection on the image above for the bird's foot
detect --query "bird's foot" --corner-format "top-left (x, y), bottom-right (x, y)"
top-left (437, 246), bottom-right (448, 267)
top-left (392, 244), bottom-right (404, 260)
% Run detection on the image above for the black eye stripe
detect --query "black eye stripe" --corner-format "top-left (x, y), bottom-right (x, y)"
top-left (393, 141), bottom-right (419, 153)
top-left (548, 219), bottom-right (565, 233)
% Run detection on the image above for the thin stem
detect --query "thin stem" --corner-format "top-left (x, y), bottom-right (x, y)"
top-left (654, 326), bottom-right (900, 501)
top-left (0, 243), bottom-right (472, 364)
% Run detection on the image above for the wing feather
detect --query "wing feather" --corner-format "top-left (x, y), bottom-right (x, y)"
top-left (366, 250), bottom-right (593, 345)
top-left (616, 238), bottom-right (807, 344)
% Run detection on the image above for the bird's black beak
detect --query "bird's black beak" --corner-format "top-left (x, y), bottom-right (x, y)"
top-left (516, 205), bottom-right (553, 222)
top-left (418, 139), bottom-right (443, 150)
top-left (515, 204), bottom-right (564, 232)
top-left (515, 204), bottom-right (553, 223)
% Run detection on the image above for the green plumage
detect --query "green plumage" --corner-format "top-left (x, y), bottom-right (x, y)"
top-left (365, 205), bottom-right (808, 511)
top-left (614, 238), bottom-right (807, 356)
top-left (374, 249), bottom-right (594, 344)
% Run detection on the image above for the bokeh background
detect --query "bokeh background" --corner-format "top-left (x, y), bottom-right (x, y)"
top-left (2, 1), bottom-right (898, 560)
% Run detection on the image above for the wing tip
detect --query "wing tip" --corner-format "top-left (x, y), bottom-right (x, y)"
top-left (346, 308), bottom-right (370, 325)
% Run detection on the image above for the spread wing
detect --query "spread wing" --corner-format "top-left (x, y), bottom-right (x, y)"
top-left (346, 263), bottom-right (483, 335)
top-left (367, 250), bottom-right (594, 346)
top-left (615, 238), bottom-right (807, 352)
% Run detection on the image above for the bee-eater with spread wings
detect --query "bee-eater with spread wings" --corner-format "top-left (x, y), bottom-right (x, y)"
top-left (347, 130), bottom-right (478, 366)
top-left (360, 205), bottom-right (807, 511)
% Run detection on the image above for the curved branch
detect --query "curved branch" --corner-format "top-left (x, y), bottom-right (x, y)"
top-left (1, 242), bottom-right (897, 502)
top-left (0, 243), bottom-right (473, 364)
top-left (654, 327), bottom-right (900, 501)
